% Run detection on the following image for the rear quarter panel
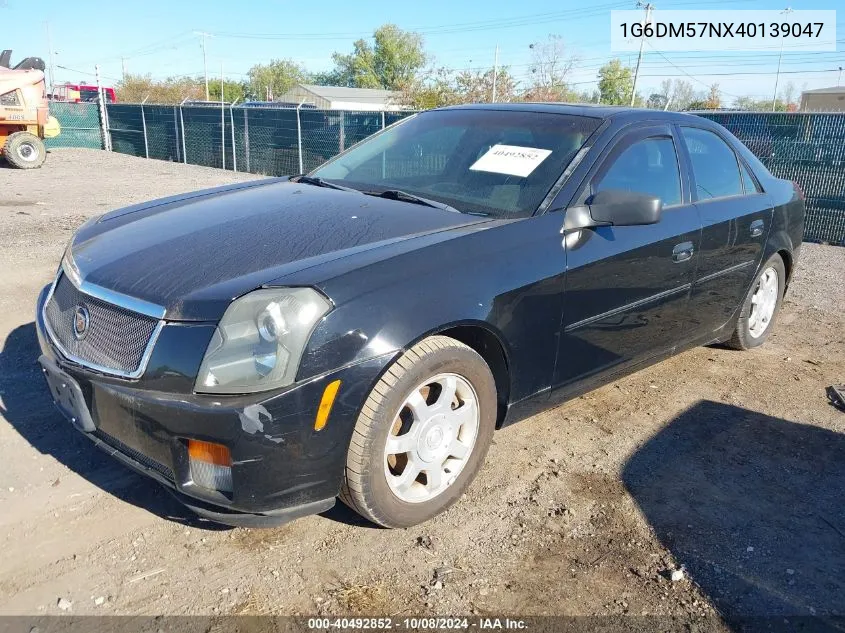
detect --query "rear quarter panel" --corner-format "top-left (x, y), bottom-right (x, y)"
top-left (723, 125), bottom-right (805, 282)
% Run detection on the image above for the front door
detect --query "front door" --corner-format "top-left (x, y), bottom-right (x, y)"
top-left (553, 124), bottom-right (701, 393)
top-left (677, 125), bottom-right (774, 337)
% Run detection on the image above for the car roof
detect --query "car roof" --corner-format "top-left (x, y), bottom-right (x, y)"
top-left (438, 102), bottom-right (709, 124)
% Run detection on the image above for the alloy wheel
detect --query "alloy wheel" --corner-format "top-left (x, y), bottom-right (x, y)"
top-left (748, 266), bottom-right (779, 338)
top-left (383, 373), bottom-right (480, 503)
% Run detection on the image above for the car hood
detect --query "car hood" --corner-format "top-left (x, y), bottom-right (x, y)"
top-left (69, 179), bottom-right (491, 321)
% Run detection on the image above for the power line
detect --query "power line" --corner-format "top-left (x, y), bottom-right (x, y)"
top-left (55, 65), bottom-right (122, 82)
top-left (640, 66), bottom-right (842, 78)
top-left (72, 32), bottom-right (196, 66)
top-left (643, 42), bottom-right (739, 98)
top-left (215, 2), bottom-right (630, 40)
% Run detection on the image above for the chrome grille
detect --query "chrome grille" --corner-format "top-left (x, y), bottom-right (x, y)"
top-left (44, 273), bottom-right (160, 376)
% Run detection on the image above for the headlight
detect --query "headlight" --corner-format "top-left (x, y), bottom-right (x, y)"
top-left (195, 288), bottom-right (332, 394)
top-left (61, 246), bottom-right (83, 286)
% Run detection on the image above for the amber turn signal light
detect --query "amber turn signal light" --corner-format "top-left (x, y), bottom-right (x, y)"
top-left (187, 440), bottom-right (233, 493)
top-left (187, 439), bottom-right (232, 466)
top-left (315, 380), bottom-right (341, 431)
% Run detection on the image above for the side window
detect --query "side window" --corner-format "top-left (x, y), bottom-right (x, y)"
top-left (0, 90), bottom-right (20, 106)
top-left (593, 137), bottom-right (682, 207)
top-left (681, 127), bottom-right (743, 200)
top-left (739, 160), bottom-right (760, 194)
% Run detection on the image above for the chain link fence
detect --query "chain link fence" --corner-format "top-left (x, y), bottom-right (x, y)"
top-left (99, 102), bottom-right (416, 177)
top-left (698, 111), bottom-right (845, 245)
top-left (48, 103), bottom-right (844, 245)
top-left (45, 102), bottom-right (103, 149)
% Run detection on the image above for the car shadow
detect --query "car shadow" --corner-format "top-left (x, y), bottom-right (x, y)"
top-left (0, 322), bottom-right (228, 531)
top-left (319, 501), bottom-right (381, 529)
top-left (622, 400), bottom-right (845, 619)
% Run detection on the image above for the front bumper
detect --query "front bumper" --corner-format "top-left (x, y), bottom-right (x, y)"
top-left (35, 284), bottom-right (393, 527)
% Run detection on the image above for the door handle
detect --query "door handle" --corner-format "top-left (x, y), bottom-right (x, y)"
top-left (750, 219), bottom-right (764, 238)
top-left (672, 241), bottom-right (694, 263)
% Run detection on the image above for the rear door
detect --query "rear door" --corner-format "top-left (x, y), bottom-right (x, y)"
top-left (677, 125), bottom-right (774, 337)
top-left (553, 123), bottom-right (700, 392)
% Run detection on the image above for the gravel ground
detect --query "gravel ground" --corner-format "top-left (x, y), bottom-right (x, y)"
top-left (0, 149), bottom-right (843, 623)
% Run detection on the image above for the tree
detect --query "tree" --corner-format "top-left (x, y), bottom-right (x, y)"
top-left (780, 81), bottom-right (797, 108)
top-left (309, 69), bottom-right (344, 87)
top-left (659, 78), bottom-right (697, 111)
top-left (398, 67), bottom-right (459, 109)
top-left (398, 65), bottom-right (519, 108)
top-left (647, 93), bottom-right (668, 110)
top-left (703, 83), bottom-right (722, 109)
top-left (732, 92), bottom-right (797, 112)
top-left (454, 67), bottom-right (519, 103)
top-left (577, 89), bottom-right (601, 103)
top-left (246, 59), bottom-right (308, 100)
top-left (524, 35), bottom-right (578, 101)
top-left (330, 24), bottom-right (427, 90)
top-left (209, 79), bottom-right (247, 103)
top-left (597, 59), bottom-right (633, 105)
top-left (733, 96), bottom-right (760, 110)
top-left (115, 74), bottom-right (204, 104)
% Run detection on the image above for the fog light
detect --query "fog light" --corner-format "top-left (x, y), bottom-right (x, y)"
top-left (188, 440), bottom-right (233, 493)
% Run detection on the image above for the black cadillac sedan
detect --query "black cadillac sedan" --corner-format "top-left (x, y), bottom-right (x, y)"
top-left (36, 104), bottom-right (804, 528)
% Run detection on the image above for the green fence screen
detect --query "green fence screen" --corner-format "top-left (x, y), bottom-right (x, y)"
top-left (46, 102), bottom-right (102, 149)
top-left (698, 112), bottom-right (845, 245)
top-left (101, 104), bottom-right (416, 177)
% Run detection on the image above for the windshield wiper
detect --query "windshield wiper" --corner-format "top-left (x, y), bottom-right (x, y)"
top-left (293, 175), bottom-right (361, 193)
top-left (363, 189), bottom-right (460, 213)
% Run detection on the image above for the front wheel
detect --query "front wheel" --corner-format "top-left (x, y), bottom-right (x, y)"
top-left (3, 132), bottom-right (47, 169)
top-left (726, 253), bottom-right (786, 350)
top-left (340, 336), bottom-right (497, 528)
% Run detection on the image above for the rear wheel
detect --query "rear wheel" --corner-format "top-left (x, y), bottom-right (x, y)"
top-left (3, 132), bottom-right (47, 169)
top-left (726, 253), bottom-right (786, 350)
top-left (340, 336), bottom-right (497, 528)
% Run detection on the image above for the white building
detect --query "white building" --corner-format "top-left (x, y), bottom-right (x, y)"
top-left (277, 84), bottom-right (403, 111)
top-left (800, 86), bottom-right (845, 112)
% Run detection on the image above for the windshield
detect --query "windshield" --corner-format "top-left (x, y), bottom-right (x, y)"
top-left (79, 88), bottom-right (113, 102)
top-left (310, 109), bottom-right (601, 218)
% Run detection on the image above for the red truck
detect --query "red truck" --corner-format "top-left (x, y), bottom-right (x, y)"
top-left (51, 83), bottom-right (116, 103)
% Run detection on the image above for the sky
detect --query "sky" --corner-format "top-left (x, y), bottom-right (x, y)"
top-left (2, 0), bottom-right (843, 104)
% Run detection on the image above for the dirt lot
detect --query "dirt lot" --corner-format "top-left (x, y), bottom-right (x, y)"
top-left (0, 149), bottom-right (843, 621)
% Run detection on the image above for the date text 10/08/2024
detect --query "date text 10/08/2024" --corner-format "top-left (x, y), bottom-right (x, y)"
top-left (307, 617), bottom-right (528, 630)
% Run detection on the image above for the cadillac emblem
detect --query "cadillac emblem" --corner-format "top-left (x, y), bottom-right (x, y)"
top-left (73, 305), bottom-right (90, 340)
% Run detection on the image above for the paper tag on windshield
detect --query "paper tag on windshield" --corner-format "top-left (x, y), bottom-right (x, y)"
top-left (469, 145), bottom-right (552, 178)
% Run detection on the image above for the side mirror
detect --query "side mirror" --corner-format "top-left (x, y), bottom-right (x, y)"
top-left (563, 189), bottom-right (663, 232)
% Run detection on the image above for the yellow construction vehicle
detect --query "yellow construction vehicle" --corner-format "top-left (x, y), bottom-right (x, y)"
top-left (0, 50), bottom-right (61, 169)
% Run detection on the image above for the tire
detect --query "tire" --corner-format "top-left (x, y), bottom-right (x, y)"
top-left (340, 335), bottom-right (497, 528)
top-left (3, 132), bottom-right (46, 169)
top-left (726, 253), bottom-right (786, 350)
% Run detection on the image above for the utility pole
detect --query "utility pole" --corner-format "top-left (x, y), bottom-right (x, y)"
top-left (772, 7), bottom-right (793, 112)
top-left (45, 22), bottom-right (55, 94)
top-left (95, 65), bottom-right (111, 152)
top-left (221, 62), bottom-right (226, 170)
top-left (630, 1), bottom-right (654, 107)
top-left (194, 31), bottom-right (212, 101)
top-left (121, 57), bottom-right (127, 80)
top-left (491, 43), bottom-right (499, 103)
top-left (838, 66), bottom-right (843, 86)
